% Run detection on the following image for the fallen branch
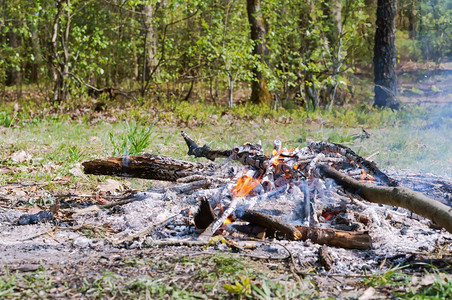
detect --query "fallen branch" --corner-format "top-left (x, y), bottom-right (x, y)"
top-left (82, 154), bottom-right (218, 181)
top-left (318, 164), bottom-right (452, 234)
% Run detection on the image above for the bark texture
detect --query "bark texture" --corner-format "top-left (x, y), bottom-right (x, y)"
top-left (373, 0), bottom-right (399, 109)
top-left (246, 0), bottom-right (272, 105)
top-left (82, 154), bottom-right (218, 182)
top-left (318, 165), bottom-right (452, 234)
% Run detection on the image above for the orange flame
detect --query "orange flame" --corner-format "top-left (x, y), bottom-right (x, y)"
top-left (361, 170), bottom-right (366, 181)
top-left (232, 174), bottom-right (262, 197)
top-left (361, 170), bottom-right (374, 184)
top-left (222, 217), bottom-right (232, 226)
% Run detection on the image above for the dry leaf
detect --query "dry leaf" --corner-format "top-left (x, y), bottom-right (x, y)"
top-left (97, 179), bottom-right (123, 194)
top-left (27, 206), bottom-right (42, 214)
top-left (10, 150), bottom-right (32, 163)
top-left (358, 287), bottom-right (376, 300)
top-left (89, 136), bottom-right (101, 144)
top-left (69, 167), bottom-right (84, 177)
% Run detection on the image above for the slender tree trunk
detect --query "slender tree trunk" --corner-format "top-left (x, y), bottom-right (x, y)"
top-left (373, 0), bottom-right (400, 109)
top-left (51, 0), bottom-right (71, 103)
top-left (143, 4), bottom-right (158, 80)
top-left (5, 30), bottom-right (20, 86)
top-left (29, 29), bottom-right (41, 83)
top-left (246, 0), bottom-right (272, 105)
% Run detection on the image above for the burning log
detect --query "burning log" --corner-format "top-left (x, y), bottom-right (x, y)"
top-left (82, 154), bottom-right (219, 181)
top-left (318, 165), bottom-right (452, 234)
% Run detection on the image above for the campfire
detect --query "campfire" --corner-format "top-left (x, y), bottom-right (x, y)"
top-left (6, 131), bottom-right (451, 280)
top-left (80, 131), bottom-right (451, 255)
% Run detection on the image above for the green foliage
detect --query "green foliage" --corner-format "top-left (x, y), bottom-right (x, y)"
top-left (403, 271), bottom-right (452, 299)
top-left (224, 276), bottom-right (252, 298)
top-left (109, 122), bottom-right (155, 156)
top-left (364, 265), bottom-right (411, 287)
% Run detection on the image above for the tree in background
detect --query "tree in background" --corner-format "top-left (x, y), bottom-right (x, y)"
top-left (246, 0), bottom-right (272, 105)
top-left (373, 0), bottom-right (400, 109)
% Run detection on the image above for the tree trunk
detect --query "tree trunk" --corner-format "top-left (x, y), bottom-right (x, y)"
top-left (51, 0), bottom-right (71, 103)
top-left (5, 30), bottom-right (20, 86)
top-left (143, 4), bottom-right (158, 80)
top-left (246, 0), bottom-right (272, 105)
top-left (373, 0), bottom-right (400, 109)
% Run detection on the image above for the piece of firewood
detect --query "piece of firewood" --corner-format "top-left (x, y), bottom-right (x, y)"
top-left (194, 197), bottom-right (216, 229)
top-left (238, 210), bottom-right (302, 241)
top-left (317, 164), bottom-right (452, 234)
top-left (197, 196), bottom-right (240, 241)
top-left (82, 154), bottom-right (218, 181)
top-left (182, 131), bottom-right (267, 169)
top-left (295, 225), bottom-right (373, 250)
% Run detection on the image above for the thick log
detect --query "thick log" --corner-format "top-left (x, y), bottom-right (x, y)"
top-left (318, 165), bottom-right (452, 234)
top-left (295, 225), bottom-right (373, 250)
top-left (82, 154), bottom-right (217, 181)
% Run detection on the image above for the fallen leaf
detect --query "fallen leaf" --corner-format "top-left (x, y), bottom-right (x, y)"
top-left (89, 136), bottom-right (101, 144)
top-left (97, 179), bottom-right (123, 194)
top-left (27, 206), bottom-right (42, 214)
top-left (11, 188), bottom-right (27, 197)
top-left (10, 150), bottom-right (32, 163)
top-left (69, 167), bottom-right (84, 177)
top-left (358, 287), bottom-right (376, 300)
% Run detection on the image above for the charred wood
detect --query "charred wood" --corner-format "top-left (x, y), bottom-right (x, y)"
top-left (182, 131), bottom-right (267, 169)
top-left (308, 141), bottom-right (398, 186)
top-left (194, 197), bottom-right (216, 229)
top-left (82, 154), bottom-right (218, 182)
top-left (238, 210), bottom-right (302, 241)
top-left (181, 131), bottom-right (232, 161)
top-left (318, 164), bottom-right (452, 234)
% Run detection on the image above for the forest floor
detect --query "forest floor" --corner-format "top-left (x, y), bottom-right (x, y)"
top-left (0, 66), bottom-right (451, 299)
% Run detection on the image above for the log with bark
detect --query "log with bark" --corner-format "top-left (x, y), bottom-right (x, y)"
top-left (317, 164), bottom-right (452, 234)
top-left (82, 154), bottom-right (219, 181)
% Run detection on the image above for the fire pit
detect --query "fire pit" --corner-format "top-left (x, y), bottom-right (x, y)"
top-left (1, 131), bottom-right (451, 293)
top-left (78, 131), bottom-right (452, 265)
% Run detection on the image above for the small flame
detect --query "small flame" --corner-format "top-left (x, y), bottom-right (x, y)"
top-left (361, 170), bottom-right (366, 181)
top-left (222, 217), bottom-right (232, 226)
top-left (361, 170), bottom-right (374, 184)
top-left (232, 173), bottom-right (262, 197)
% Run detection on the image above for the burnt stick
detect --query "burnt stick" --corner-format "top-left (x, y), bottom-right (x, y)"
top-left (181, 131), bottom-right (268, 169)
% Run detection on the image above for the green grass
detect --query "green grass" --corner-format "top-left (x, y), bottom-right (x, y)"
top-left (0, 100), bottom-right (450, 195)
top-left (0, 98), bottom-right (451, 298)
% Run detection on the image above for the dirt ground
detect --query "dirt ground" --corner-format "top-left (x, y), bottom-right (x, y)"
top-left (1, 166), bottom-right (451, 299)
